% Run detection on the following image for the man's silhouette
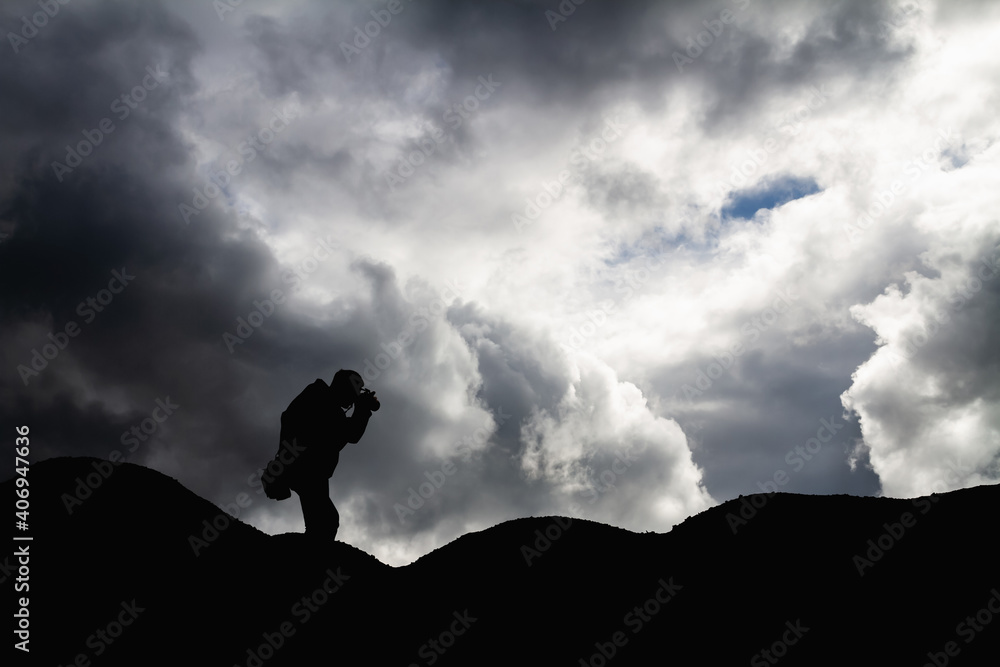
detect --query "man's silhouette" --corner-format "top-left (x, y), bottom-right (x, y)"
top-left (267, 369), bottom-right (378, 540)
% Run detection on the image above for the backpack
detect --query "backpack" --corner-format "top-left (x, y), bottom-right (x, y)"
top-left (260, 381), bottom-right (325, 501)
top-left (260, 461), bottom-right (291, 500)
top-left (263, 378), bottom-right (347, 499)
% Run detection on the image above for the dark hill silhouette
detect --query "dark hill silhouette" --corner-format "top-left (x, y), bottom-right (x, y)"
top-left (5, 457), bottom-right (999, 665)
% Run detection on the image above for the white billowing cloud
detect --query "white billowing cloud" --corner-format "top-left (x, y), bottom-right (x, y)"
top-left (163, 0), bottom-right (1000, 550)
top-left (840, 146), bottom-right (1000, 497)
top-left (519, 350), bottom-right (715, 529)
top-left (9, 0), bottom-right (1000, 568)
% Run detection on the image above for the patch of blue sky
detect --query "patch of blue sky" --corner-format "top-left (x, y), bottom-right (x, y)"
top-left (721, 176), bottom-right (821, 220)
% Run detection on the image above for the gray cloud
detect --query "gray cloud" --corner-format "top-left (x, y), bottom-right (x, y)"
top-left (2, 0), bottom-right (998, 565)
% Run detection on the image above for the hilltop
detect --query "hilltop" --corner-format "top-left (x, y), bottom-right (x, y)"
top-left (5, 457), bottom-right (999, 665)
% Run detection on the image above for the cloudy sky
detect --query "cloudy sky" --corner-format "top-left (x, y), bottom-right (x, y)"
top-left (1, 0), bottom-right (998, 566)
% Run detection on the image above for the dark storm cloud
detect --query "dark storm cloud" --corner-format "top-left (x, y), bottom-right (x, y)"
top-left (234, 0), bottom-right (919, 135)
top-left (660, 330), bottom-right (882, 500)
top-left (218, 0), bottom-right (926, 239)
top-left (371, 0), bottom-right (913, 120)
top-left (220, 0), bottom-right (922, 237)
top-left (692, 2), bottom-right (918, 128)
top-left (3, 0), bottom-right (996, 566)
top-left (0, 1), bottom-right (198, 313)
top-left (449, 300), bottom-right (572, 424)
top-left (0, 1), bottom-right (352, 497)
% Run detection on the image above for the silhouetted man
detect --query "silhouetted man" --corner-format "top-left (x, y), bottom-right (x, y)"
top-left (264, 369), bottom-right (379, 541)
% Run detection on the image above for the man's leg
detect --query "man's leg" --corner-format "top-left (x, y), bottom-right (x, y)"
top-left (297, 477), bottom-right (339, 538)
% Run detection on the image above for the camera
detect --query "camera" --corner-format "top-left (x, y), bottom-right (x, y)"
top-left (358, 387), bottom-right (380, 412)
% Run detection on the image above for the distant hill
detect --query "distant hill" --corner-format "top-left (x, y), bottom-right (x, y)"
top-left (5, 457), bottom-right (999, 665)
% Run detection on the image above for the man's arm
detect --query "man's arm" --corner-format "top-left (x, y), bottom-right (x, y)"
top-left (344, 405), bottom-right (372, 444)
